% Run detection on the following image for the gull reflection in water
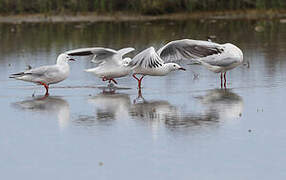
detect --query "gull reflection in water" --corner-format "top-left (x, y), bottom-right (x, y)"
top-left (12, 96), bottom-right (70, 129)
top-left (130, 89), bottom-right (218, 132)
top-left (74, 92), bottom-right (132, 127)
top-left (197, 89), bottom-right (244, 122)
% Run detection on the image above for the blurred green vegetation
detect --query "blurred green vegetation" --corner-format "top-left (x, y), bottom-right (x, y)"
top-left (0, 0), bottom-right (285, 15)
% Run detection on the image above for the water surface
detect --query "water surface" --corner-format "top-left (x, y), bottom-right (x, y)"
top-left (1, 19), bottom-right (286, 179)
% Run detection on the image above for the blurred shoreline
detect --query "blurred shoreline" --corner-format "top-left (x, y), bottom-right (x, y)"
top-left (1, 10), bottom-right (286, 23)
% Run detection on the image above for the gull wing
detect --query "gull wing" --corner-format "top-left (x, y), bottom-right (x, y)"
top-left (26, 65), bottom-right (61, 78)
top-left (201, 57), bottom-right (239, 67)
top-left (157, 39), bottom-right (224, 62)
top-left (10, 65), bottom-right (60, 79)
top-left (65, 47), bottom-right (134, 65)
top-left (129, 47), bottom-right (164, 69)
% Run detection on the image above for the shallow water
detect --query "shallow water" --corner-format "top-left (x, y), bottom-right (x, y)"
top-left (1, 19), bottom-right (286, 179)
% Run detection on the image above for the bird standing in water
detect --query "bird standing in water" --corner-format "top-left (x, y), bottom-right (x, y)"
top-left (10, 53), bottom-right (75, 96)
top-left (66, 47), bottom-right (134, 86)
top-left (129, 47), bottom-right (186, 89)
top-left (157, 39), bottom-right (243, 88)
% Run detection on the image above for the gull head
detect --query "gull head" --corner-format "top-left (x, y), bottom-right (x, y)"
top-left (167, 63), bottom-right (186, 72)
top-left (57, 53), bottom-right (76, 65)
top-left (122, 57), bottom-right (132, 66)
top-left (225, 43), bottom-right (243, 62)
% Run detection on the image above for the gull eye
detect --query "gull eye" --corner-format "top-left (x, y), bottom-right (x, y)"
top-left (173, 65), bottom-right (176, 67)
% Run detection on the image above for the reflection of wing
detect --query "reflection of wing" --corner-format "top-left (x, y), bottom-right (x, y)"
top-left (129, 47), bottom-right (164, 69)
top-left (198, 89), bottom-right (243, 121)
top-left (12, 96), bottom-right (70, 128)
top-left (131, 100), bottom-right (176, 121)
top-left (66, 47), bottom-right (134, 65)
top-left (157, 39), bottom-right (223, 62)
top-left (131, 94), bottom-right (218, 130)
top-left (88, 93), bottom-right (131, 120)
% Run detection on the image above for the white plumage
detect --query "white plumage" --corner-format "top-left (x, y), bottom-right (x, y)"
top-left (10, 53), bottom-right (75, 96)
top-left (129, 47), bottom-right (186, 88)
top-left (157, 39), bottom-right (243, 87)
top-left (66, 47), bottom-right (134, 84)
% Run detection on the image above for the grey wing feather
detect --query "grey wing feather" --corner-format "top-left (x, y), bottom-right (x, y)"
top-left (157, 39), bottom-right (224, 62)
top-left (203, 58), bottom-right (238, 67)
top-left (117, 47), bottom-right (135, 57)
top-left (129, 47), bottom-right (164, 69)
top-left (65, 47), bottom-right (117, 63)
top-left (26, 65), bottom-right (60, 77)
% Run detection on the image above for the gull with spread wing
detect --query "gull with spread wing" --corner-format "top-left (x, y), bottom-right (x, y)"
top-left (9, 54), bottom-right (75, 96)
top-left (129, 47), bottom-right (186, 89)
top-left (157, 39), bottom-right (243, 88)
top-left (66, 47), bottom-right (134, 85)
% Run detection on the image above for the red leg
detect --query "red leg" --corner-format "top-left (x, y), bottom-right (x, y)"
top-left (133, 74), bottom-right (145, 89)
top-left (224, 72), bottom-right (227, 88)
top-left (132, 74), bottom-right (140, 81)
top-left (110, 78), bottom-right (118, 84)
top-left (38, 82), bottom-right (49, 96)
top-left (220, 73), bottom-right (223, 89)
top-left (138, 75), bottom-right (145, 89)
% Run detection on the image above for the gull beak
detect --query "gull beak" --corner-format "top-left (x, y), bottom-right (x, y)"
top-left (179, 67), bottom-right (186, 71)
top-left (69, 58), bottom-right (76, 61)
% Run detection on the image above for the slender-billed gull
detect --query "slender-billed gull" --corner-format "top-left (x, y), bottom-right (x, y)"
top-left (157, 39), bottom-right (243, 88)
top-left (66, 47), bottom-right (134, 85)
top-left (129, 47), bottom-right (186, 89)
top-left (9, 53), bottom-right (75, 96)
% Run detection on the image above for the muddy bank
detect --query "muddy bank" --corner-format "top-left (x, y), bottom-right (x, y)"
top-left (1, 10), bottom-right (286, 23)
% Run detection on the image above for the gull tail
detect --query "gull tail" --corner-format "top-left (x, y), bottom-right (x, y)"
top-left (84, 68), bottom-right (96, 73)
top-left (9, 72), bottom-right (25, 78)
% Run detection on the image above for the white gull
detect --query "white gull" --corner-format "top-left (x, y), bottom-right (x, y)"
top-left (9, 53), bottom-right (75, 96)
top-left (157, 39), bottom-right (243, 88)
top-left (66, 47), bottom-right (134, 85)
top-left (129, 47), bottom-right (186, 89)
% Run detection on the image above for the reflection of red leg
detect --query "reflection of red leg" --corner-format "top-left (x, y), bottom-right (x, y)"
top-left (38, 82), bottom-right (49, 96)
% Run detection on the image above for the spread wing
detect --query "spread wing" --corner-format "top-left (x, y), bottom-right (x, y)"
top-left (157, 39), bottom-right (224, 62)
top-left (65, 47), bottom-right (134, 65)
top-left (129, 47), bottom-right (164, 69)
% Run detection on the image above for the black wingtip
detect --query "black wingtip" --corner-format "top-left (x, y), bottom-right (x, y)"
top-left (68, 51), bottom-right (93, 56)
top-left (9, 72), bottom-right (24, 78)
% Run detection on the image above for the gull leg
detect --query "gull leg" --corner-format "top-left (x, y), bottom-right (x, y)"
top-left (39, 82), bottom-right (49, 96)
top-left (133, 74), bottom-right (144, 89)
top-left (110, 78), bottom-right (118, 84)
top-left (138, 75), bottom-right (145, 89)
top-left (132, 74), bottom-right (140, 81)
top-left (224, 72), bottom-right (227, 88)
top-left (220, 73), bottom-right (223, 89)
